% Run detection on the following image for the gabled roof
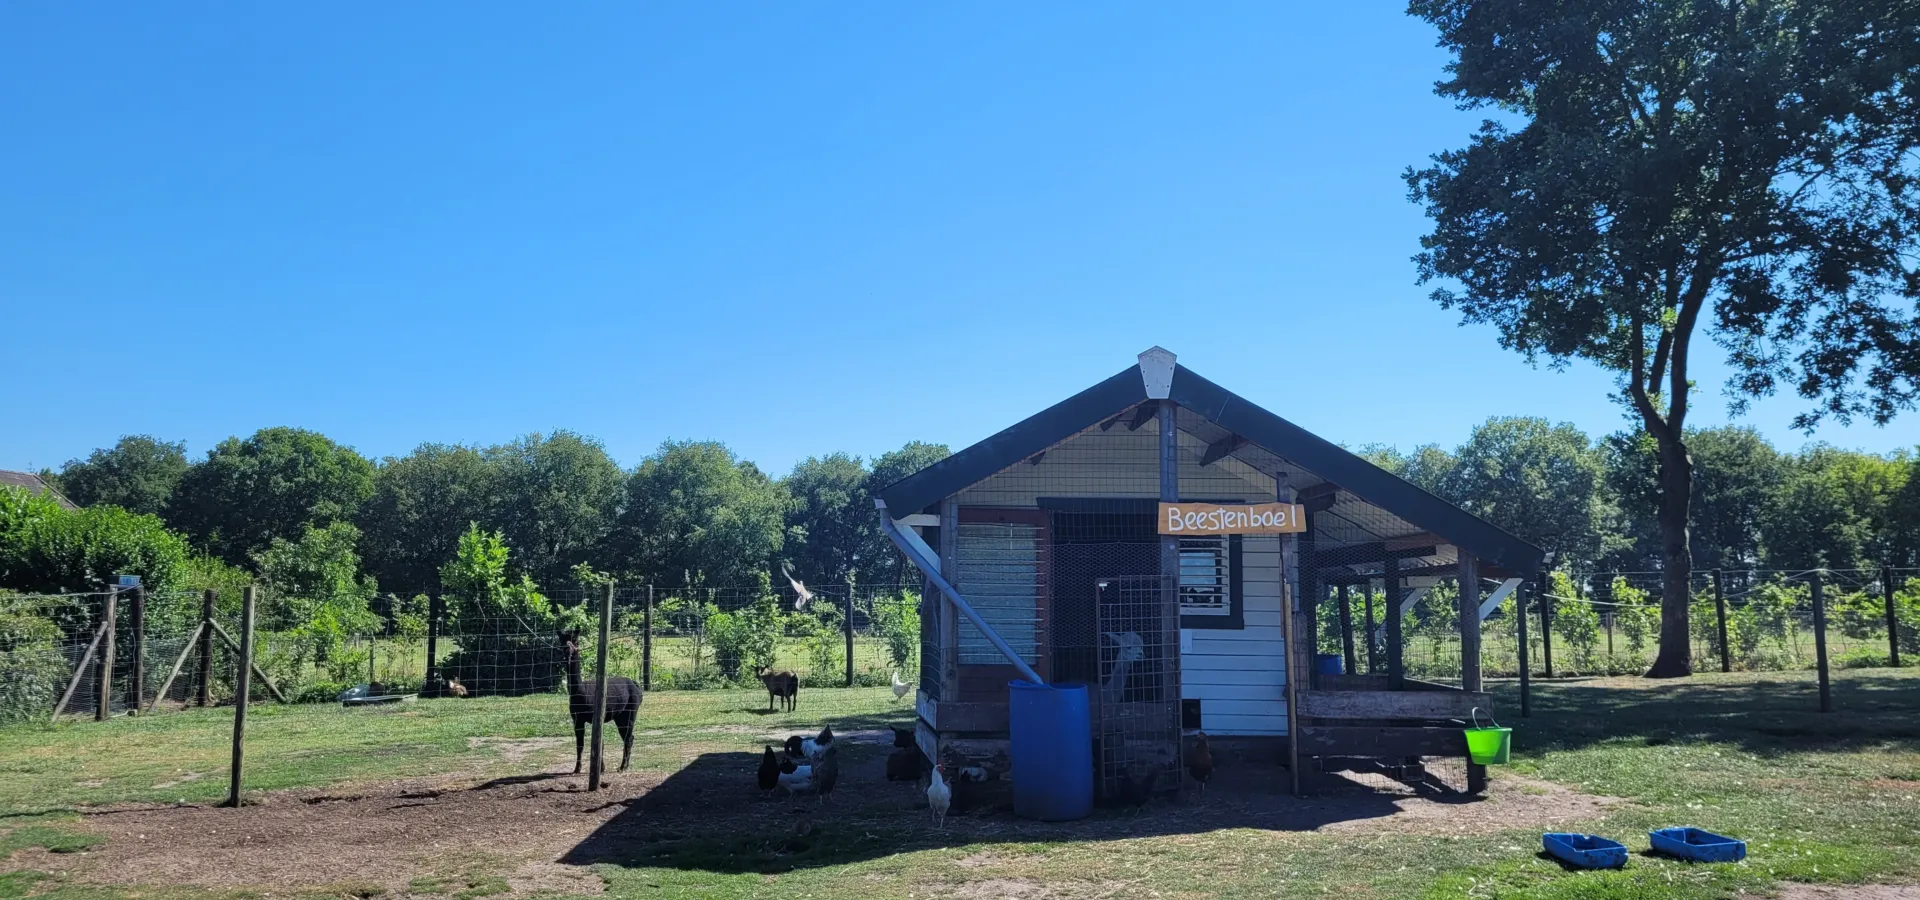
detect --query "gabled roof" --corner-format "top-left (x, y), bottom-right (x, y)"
top-left (877, 351), bottom-right (1545, 573)
top-left (0, 470), bottom-right (79, 510)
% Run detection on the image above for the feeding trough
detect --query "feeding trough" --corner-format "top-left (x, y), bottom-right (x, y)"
top-left (339, 684), bottom-right (416, 707)
top-left (1649, 827), bottom-right (1746, 863)
top-left (1542, 833), bottom-right (1628, 870)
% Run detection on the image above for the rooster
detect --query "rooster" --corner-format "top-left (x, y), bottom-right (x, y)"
top-left (784, 724), bottom-right (835, 764)
top-left (891, 670), bottom-right (911, 701)
top-left (927, 764), bottom-right (952, 827)
top-left (1117, 767), bottom-right (1155, 814)
top-left (1187, 732), bottom-right (1214, 794)
top-left (446, 677), bottom-right (468, 698)
top-left (757, 746), bottom-right (780, 796)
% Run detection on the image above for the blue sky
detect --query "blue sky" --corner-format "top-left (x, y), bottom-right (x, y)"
top-left (3, 3), bottom-right (1913, 476)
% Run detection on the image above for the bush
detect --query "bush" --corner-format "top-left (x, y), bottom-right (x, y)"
top-left (0, 487), bottom-right (189, 596)
top-left (708, 594), bottom-right (780, 679)
top-left (867, 591), bottom-right (921, 671)
top-left (0, 596), bottom-right (73, 724)
top-left (1550, 572), bottom-right (1601, 672)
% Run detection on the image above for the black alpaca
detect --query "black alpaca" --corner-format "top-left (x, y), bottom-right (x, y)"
top-left (559, 630), bottom-right (642, 774)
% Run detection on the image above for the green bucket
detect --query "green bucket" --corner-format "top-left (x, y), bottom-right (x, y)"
top-left (1464, 708), bottom-right (1511, 765)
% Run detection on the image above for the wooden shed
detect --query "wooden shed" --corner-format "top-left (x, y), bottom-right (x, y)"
top-left (874, 348), bottom-right (1544, 798)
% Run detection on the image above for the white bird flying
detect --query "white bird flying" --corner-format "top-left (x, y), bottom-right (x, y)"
top-left (783, 565), bottom-right (813, 610)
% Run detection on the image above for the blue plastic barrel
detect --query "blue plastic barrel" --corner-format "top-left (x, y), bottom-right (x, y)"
top-left (1007, 680), bottom-right (1093, 821)
top-left (1316, 653), bottom-right (1345, 675)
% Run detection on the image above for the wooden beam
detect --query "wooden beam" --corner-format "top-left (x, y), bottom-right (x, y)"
top-left (1199, 434), bottom-right (1249, 467)
top-left (1025, 451), bottom-right (1045, 465)
top-left (1298, 482), bottom-right (1341, 502)
top-left (1383, 554), bottom-right (1402, 690)
top-left (920, 697), bottom-right (1010, 732)
top-left (1459, 557), bottom-right (1482, 693)
top-left (51, 622), bottom-right (107, 723)
top-left (1297, 689), bottom-right (1491, 719)
top-left (1310, 544), bottom-right (1437, 567)
top-left (1276, 472), bottom-right (1301, 797)
top-left (1125, 406), bottom-right (1158, 431)
top-left (1477, 577), bottom-right (1522, 620)
top-left (1298, 725), bottom-right (1470, 758)
top-left (207, 620), bottom-right (290, 704)
top-left (147, 622), bottom-right (206, 714)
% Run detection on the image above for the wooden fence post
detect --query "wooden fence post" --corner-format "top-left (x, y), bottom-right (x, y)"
top-left (1883, 567), bottom-right (1901, 669)
top-left (1336, 584), bottom-right (1356, 676)
top-left (226, 586), bottom-right (256, 808)
top-left (588, 582), bottom-right (614, 791)
top-left (129, 585), bottom-right (146, 716)
top-left (1517, 576), bottom-right (1531, 718)
top-left (1362, 583), bottom-right (1378, 674)
top-left (1714, 569), bottom-right (1731, 673)
top-left (196, 590), bottom-right (215, 707)
top-left (1539, 576), bottom-right (1554, 679)
top-left (424, 595), bottom-right (441, 691)
top-left (642, 585), bottom-right (653, 691)
top-left (1383, 554), bottom-right (1403, 691)
top-left (97, 587), bottom-right (117, 722)
top-left (844, 578), bottom-right (856, 687)
top-left (1812, 570), bottom-right (1831, 713)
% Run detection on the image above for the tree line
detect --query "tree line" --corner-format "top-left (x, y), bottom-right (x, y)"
top-left (27, 429), bottom-right (952, 600)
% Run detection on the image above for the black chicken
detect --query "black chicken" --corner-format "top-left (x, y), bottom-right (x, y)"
top-left (757, 746), bottom-right (780, 795)
top-left (814, 743), bottom-right (841, 803)
top-left (1117, 768), bottom-right (1156, 813)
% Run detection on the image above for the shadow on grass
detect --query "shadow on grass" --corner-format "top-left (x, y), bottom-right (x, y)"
top-left (1497, 669), bottom-right (1920, 758)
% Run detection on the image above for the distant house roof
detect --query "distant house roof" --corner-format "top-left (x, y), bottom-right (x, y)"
top-left (876, 349), bottom-right (1546, 574)
top-left (0, 470), bottom-right (78, 510)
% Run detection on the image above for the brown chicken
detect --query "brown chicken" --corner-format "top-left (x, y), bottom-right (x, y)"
top-left (1187, 732), bottom-right (1214, 793)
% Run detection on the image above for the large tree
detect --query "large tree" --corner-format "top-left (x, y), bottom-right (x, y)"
top-left (865, 441), bottom-right (952, 588)
top-left (1406, 1), bottom-right (1920, 676)
top-left (606, 440), bottom-right (788, 589)
top-left (485, 431), bottom-right (623, 589)
top-left (167, 427), bottom-right (376, 567)
top-left (1604, 425), bottom-right (1787, 571)
top-left (56, 435), bottom-right (190, 516)
top-left (1447, 417), bottom-right (1614, 570)
top-left (356, 443), bottom-right (498, 598)
top-left (783, 452), bottom-right (879, 589)
top-left (1760, 444), bottom-right (1906, 570)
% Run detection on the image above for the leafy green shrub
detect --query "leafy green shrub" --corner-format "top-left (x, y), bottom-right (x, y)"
top-left (1608, 577), bottom-right (1658, 660)
top-left (0, 596), bottom-right (73, 724)
top-left (867, 591), bottom-right (920, 671)
top-left (435, 525), bottom-right (583, 696)
top-left (0, 486), bottom-right (189, 596)
top-left (1550, 572), bottom-right (1601, 672)
top-left (709, 594), bottom-right (781, 680)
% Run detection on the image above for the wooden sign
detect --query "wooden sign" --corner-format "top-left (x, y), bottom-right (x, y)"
top-left (1159, 502), bottom-right (1306, 535)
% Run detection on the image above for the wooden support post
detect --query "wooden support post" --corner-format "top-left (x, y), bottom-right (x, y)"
top-left (1157, 400), bottom-right (1179, 690)
top-left (51, 622), bottom-right (107, 723)
top-left (589, 582), bottom-right (613, 791)
top-left (1812, 570), bottom-right (1831, 713)
top-left (1883, 567), bottom-right (1901, 669)
top-left (128, 586), bottom-right (146, 716)
top-left (1458, 556), bottom-right (1486, 794)
top-left (1714, 569), bottom-right (1731, 673)
top-left (425, 594), bottom-right (442, 689)
top-left (1337, 584), bottom-right (1356, 676)
top-left (1539, 576), bottom-right (1554, 678)
top-left (844, 577), bottom-right (856, 687)
top-left (206, 620), bottom-right (290, 703)
top-left (1516, 576), bottom-right (1531, 718)
top-left (148, 622), bottom-right (206, 714)
top-left (1363, 583), bottom-right (1377, 674)
top-left (226, 586), bottom-right (255, 808)
top-left (1383, 555), bottom-right (1403, 690)
top-left (97, 588), bottom-right (117, 721)
top-left (1276, 473), bottom-right (1301, 797)
top-left (642, 584), bottom-right (654, 691)
top-left (939, 497), bottom-right (960, 701)
top-left (196, 590), bottom-right (216, 707)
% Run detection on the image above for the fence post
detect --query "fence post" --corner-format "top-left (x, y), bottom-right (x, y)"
top-left (1884, 567), bottom-right (1901, 668)
top-left (642, 585), bottom-right (653, 691)
top-left (1517, 575), bottom-right (1531, 717)
top-left (1540, 573), bottom-right (1554, 679)
top-left (1812, 570), bottom-right (1831, 713)
top-left (97, 587), bottom-right (118, 722)
top-left (424, 595), bottom-right (442, 692)
top-left (225, 586), bottom-right (256, 808)
top-left (1714, 569), bottom-right (1731, 673)
top-left (1337, 583), bottom-right (1357, 676)
top-left (129, 585), bottom-right (146, 716)
top-left (588, 582), bottom-right (613, 791)
top-left (1362, 583), bottom-right (1377, 674)
top-left (1383, 554), bottom-right (1403, 690)
top-left (844, 578), bottom-right (856, 688)
top-left (1604, 609), bottom-right (1614, 660)
top-left (196, 590), bottom-right (216, 706)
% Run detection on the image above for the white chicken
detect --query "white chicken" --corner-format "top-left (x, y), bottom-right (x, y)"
top-left (891, 670), bottom-right (911, 701)
top-left (927, 764), bottom-right (952, 827)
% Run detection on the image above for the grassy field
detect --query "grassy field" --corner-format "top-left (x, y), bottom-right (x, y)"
top-left (1, 669), bottom-right (1916, 899)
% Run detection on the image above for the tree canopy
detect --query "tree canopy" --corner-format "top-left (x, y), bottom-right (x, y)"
top-left (356, 443), bottom-right (498, 598)
top-left (606, 440), bottom-right (789, 589)
top-left (166, 427), bottom-right (376, 567)
top-left (484, 431), bottom-right (623, 589)
top-left (55, 435), bottom-right (189, 516)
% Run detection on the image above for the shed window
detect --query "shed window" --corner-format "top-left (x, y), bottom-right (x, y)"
top-left (1178, 534), bottom-right (1243, 628)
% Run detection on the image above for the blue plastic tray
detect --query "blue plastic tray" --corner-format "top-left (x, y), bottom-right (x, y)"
top-left (1650, 827), bottom-right (1746, 863)
top-left (1543, 832), bottom-right (1629, 869)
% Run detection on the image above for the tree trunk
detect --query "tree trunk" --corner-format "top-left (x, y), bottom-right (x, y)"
top-left (1646, 435), bottom-right (1695, 678)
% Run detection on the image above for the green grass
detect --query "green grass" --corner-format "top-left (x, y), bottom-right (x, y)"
top-left (1, 671), bottom-right (1916, 899)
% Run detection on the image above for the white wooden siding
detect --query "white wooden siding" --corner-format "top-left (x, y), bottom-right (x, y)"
top-left (1181, 534), bottom-right (1289, 735)
top-left (954, 523), bottom-right (1042, 666)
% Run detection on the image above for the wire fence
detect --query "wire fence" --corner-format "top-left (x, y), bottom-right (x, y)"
top-left (1310, 567), bottom-right (1919, 691)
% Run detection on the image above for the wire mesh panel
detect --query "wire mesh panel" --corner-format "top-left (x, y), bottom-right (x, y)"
top-left (1093, 575), bottom-right (1182, 801)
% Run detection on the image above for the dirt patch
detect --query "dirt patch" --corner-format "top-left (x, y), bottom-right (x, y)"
top-left (1772, 887), bottom-right (1920, 900)
top-left (948, 878), bottom-right (1051, 899)
top-left (151, 771), bottom-right (205, 790)
top-left (466, 737), bottom-right (569, 765)
top-left (955, 851), bottom-right (1005, 869)
top-left (1316, 774), bottom-right (1624, 836)
top-left (1864, 779), bottom-right (1920, 794)
top-left (504, 860), bottom-right (605, 896)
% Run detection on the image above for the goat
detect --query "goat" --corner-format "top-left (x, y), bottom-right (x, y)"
top-left (558, 629), bottom-right (642, 774)
top-left (756, 666), bottom-right (799, 712)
